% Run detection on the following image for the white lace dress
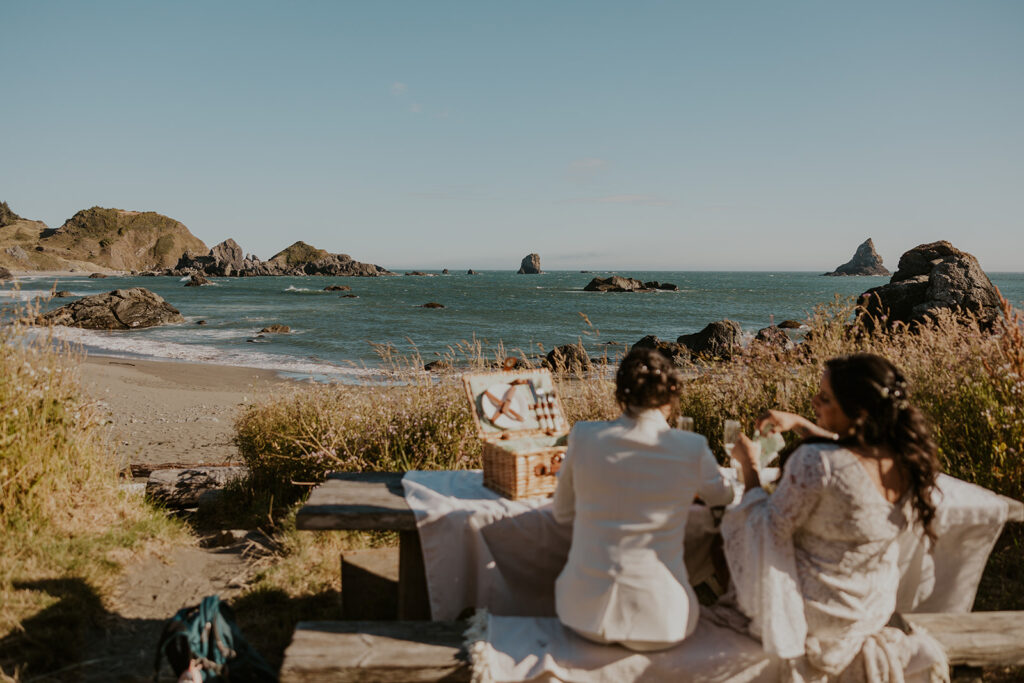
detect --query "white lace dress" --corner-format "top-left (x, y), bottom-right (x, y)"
top-left (721, 443), bottom-right (948, 682)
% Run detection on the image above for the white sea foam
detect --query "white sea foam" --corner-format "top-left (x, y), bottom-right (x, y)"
top-left (36, 326), bottom-right (371, 380)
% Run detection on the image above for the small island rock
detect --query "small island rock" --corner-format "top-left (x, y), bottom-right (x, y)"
top-left (467, 269), bottom-right (479, 275)
top-left (324, 284), bottom-right (351, 291)
top-left (421, 302), bottom-right (445, 309)
top-left (88, 272), bottom-right (108, 279)
top-left (185, 274), bottom-right (210, 287)
top-left (824, 238), bottom-right (890, 276)
top-left (517, 254), bottom-right (542, 274)
top-left (259, 324), bottom-right (291, 333)
top-left (584, 276), bottom-right (646, 292)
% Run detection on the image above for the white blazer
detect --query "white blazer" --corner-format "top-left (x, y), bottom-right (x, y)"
top-left (553, 409), bottom-right (734, 647)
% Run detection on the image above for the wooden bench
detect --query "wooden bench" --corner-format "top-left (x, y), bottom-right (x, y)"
top-left (297, 471), bottom-right (1024, 623)
top-left (279, 613), bottom-right (1024, 681)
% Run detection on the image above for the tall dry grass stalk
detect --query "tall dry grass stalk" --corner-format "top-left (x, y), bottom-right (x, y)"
top-left (0, 298), bottom-right (184, 679)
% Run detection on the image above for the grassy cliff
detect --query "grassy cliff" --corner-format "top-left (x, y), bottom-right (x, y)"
top-left (0, 203), bottom-right (208, 272)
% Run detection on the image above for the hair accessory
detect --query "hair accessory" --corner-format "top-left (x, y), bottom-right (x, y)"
top-left (880, 387), bottom-right (890, 398)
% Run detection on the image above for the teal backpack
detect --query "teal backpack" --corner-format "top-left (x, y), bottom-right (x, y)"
top-left (154, 595), bottom-right (276, 682)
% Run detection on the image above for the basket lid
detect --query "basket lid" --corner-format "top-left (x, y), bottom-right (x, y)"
top-left (462, 367), bottom-right (570, 438)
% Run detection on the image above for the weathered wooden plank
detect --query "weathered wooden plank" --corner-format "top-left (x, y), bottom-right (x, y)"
top-left (902, 612), bottom-right (1024, 667)
top-left (296, 472), bottom-right (416, 531)
top-left (280, 620), bottom-right (469, 682)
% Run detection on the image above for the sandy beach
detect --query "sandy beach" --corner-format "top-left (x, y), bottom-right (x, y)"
top-left (78, 354), bottom-right (291, 471)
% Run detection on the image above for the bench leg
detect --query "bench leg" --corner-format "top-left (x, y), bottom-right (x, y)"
top-left (398, 529), bottom-right (432, 620)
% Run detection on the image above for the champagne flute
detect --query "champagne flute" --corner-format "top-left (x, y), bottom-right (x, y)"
top-left (676, 416), bottom-right (695, 432)
top-left (723, 420), bottom-right (742, 474)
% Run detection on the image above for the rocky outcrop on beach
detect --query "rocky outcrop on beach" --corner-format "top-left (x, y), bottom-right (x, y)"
top-left (517, 254), bottom-right (542, 274)
top-left (38, 288), bottom-right (184, 329)
top-left (0, 266), bottom-right (12, 281)
top-left (754, 325), bottom-right (794, 350)
top-left (630, 335), bottom-right (689, 365)
top-left (824, 239), bottom-right (890, 276)
top-left (677, 320), bottom-right (742, 360)
top-left (778, 320), bottom-right (803, 329)
top-left (584, 276), bottom-right (679, 292)
top-left (546, 343), bottom-right (591, 372)
top-left (858, 241), bottom-right (1001, 329)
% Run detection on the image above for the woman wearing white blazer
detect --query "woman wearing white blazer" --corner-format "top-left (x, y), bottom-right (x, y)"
top-left (552, 346), bottom-right (734, 651)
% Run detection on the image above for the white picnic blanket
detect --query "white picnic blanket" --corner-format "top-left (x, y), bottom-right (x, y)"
top-left (402, 470), bottom-right (1008, 621)
top-left (465, 610), bottom-right (947, 683)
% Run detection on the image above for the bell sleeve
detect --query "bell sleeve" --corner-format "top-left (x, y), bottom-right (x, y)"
top-left (552, 427), bottom-right (577, 525)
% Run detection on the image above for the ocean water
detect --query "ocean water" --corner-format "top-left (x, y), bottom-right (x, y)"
top-left (5, 271), bottom-right (1024, 380)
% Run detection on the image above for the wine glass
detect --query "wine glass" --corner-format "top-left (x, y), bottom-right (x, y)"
top-left (676, 416), bottom-right (695, 432)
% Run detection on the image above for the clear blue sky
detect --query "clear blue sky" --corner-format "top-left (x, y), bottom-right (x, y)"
top-left (2, 1), bottom-right (1022, 271)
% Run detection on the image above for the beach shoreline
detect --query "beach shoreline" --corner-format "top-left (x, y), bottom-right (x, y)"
top-left (78, 353), bottom-right (292, 470)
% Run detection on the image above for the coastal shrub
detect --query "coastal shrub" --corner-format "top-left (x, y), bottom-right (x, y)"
top-left (0, 307), bottom-right (184, 678)
top-left (234, 380), bottom-right (482, 505)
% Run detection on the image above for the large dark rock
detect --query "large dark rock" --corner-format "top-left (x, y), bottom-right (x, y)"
top-left (644, 281), bottom-right (679, 291)
top-left (209, 238), bottom-right (245, 274)
top-left (545, 344), bottom-right (591, 372)
top-left (629, 335), bottom-right (690, 365)
top-left (824, 238), bottom-right (890, 276)
top-left (88, 272), bottom-right (108, 278)
top-left (421, 302), bottom-right (445, 309)
top-left (677, 320), bottom-right (742, 359)
top-left (324, 284), bottom-right (351, 291)
top-left (467, 269), bottom-right (479, 275)
top-left (778, 319), bottom-right (803, 329)
top-left (858, 241), bottom-right (1001, 329)
top-left (584, 276), bottom-right (646, 292)
top-left (517, 253), bottom-right (542, 274)
top-left (184, 274), bottom-right (210, 287)
top-left (754, 326), bottom-right (794, 351)
top-left (38, 288), bottom-right (184, 329)
top-left (0, 266), bottom-right (12, 281)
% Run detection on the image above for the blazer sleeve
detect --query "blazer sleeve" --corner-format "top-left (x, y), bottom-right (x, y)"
top-left (552, 426), bottom-right (577, 525)
top-left (697, 445), bottom-right (735, 507)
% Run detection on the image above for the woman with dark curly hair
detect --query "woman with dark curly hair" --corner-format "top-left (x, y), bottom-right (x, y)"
top-left (552, 346), bottom-right (734, 651)
top-left (724, 353), bottom-right (948, 682)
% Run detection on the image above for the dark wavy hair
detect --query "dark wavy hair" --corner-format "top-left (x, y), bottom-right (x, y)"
top-left (615, 346), bottom-right (685, 416)
top-left (820, 353), bottom-right (941, 539)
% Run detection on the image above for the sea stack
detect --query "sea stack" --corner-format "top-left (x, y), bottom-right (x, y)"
top-left (517, 253), bottom-right (542, 274)
top-left (858, 241), bottom-right (1001, 330)
top-left (824, 239), bottom-right (890, 276)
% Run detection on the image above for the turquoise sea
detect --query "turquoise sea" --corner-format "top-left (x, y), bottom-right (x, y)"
top-left (6, 271), bottom-right (1024, 380)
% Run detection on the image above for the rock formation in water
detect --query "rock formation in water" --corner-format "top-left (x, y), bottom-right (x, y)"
top-left (172, 239), bottom-right (394, 277)
top-left (629, 335), bottom-right (690, 365)
top-left (37, 288), bottom-right (184, 329)
top-left (858, 241), bottom-right (1001, 330)
top-left (584, 276), bottom-right (679, 292)
top-left (824, 238), bottom-right (890, 276)
top-left (517, 253), bottom-right (542, 274)
top-left (677, 320), bottom-right (743, 360)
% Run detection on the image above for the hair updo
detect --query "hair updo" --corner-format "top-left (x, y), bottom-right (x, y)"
top-left (615, 346), bottom-right (685, 416)
top-left (825, 353), bottom-right (941, 539)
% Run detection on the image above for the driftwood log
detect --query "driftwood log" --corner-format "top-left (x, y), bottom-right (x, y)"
top-left (145, 466), bottom-right (247, 507)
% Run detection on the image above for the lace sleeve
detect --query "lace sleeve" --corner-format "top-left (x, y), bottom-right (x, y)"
top-left (766, 445), bottom-right (830, 540)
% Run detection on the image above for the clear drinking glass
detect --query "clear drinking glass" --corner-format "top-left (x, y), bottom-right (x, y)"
top-left (723, 419), bottom-right (742, 472)
top-left (676, 416), bottom-right (695, 432)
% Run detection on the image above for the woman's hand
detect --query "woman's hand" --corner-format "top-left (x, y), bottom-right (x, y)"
top-left (756, 409), bottom-right (838, 441)
top-left (731, 434), bottom-right (761, 491)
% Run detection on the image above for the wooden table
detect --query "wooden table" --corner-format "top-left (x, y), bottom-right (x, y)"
top-left (296, 471), bottom-right (429, 619)
top-left (296, 471), bottom-right (1024, 622)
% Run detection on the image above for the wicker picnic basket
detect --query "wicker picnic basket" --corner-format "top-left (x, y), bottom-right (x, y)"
top-left (462, 366), bottom-right (570, 500)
